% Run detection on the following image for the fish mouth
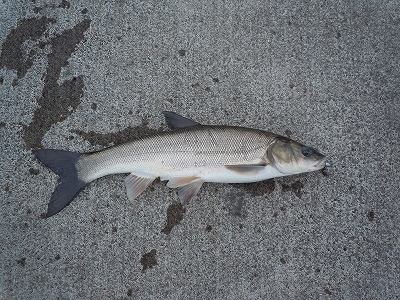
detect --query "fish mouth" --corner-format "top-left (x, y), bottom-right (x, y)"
top-left (313, 158), bottom-right (327, 169)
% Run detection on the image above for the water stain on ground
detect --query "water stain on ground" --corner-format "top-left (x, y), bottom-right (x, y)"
top-left (225, 180), bottom-right (276, 217)
top-left (0, 17), bottom-right (56, 83)
top-left (321, 166), bottom-right (329, 176)
top-left (367, 210), bottom-right (374, 222)
top-left (16, 257), bottom-right (26, 267)
top-left (161, 202), bottom-right (186, 235)
top-left (226, 191), bottom-right (247, 218)
top-left (231, 179), bottom-right (275, 197)
top-left (0, 15), bottom-right (91, 149)
top-left (281, 180), bottom-right (304, 198)
top-left (23, 19), bottom-right (91, 149)
top-left (72, 118), bottom-right (165, 148)
top-left (140, 249), bottom-right (157, 272)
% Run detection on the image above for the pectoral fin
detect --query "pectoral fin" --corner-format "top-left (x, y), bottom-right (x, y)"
top-left (124, 174), bottom-right (155, 200)
top-left (178, 181), bottom-right (203, 205)
top-left (225, 164), bottom-right (267, 174)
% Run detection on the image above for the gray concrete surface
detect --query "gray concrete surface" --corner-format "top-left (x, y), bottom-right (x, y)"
top-left (1, 0), bottom-right (399, 299)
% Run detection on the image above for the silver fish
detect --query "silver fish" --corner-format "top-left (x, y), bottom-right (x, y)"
top-left (33, 111), bottom-right (327, 217)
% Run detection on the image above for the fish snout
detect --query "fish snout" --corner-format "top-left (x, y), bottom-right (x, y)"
top-left (313, 157), bottom-right (327, 169)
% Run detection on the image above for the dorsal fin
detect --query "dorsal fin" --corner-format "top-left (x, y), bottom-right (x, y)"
top-left (162, 111), bottom-right (201, 130)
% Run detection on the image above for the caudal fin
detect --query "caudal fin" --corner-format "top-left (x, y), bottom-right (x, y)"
top-left (32, 149), bottom-right (87, 217)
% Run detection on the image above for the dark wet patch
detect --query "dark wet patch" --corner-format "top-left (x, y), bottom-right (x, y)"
top-left (24, 76), bottom-right (85, 148)
top-left (0, 122), bottom-right (5, 128)
top-left (205, 225), bottom-right (212, 232)
top-left (17, 257), bottom-right (26, 266)
top-left (315, 268), bottom-right (321, 273)
top-left (55, 254), bottom-right (61, 260)
top-left (127, 288), bottom-right (132, 296)
top-left (39, 213), bottom-right (47, 219)
top-left (324, 288), bottom-right (332, 295)
top-left (29, 168), bottom-right (40, 175)
top-left (19, 18), bottom-right (91, 149)
top-left (140, 249), bottom-right (157, 272)
top-left (72, 118), bottom-right (165, 148)
top-left (112, 226), bottom-right (117, 233)
top-left (0, 17), bottom-right (56, 83)
top-left (161, 202), bottom-right (186, 235)
top-left (178, 49), bottom-right (186, 56)
top-left (321, 166), bottom-right (329, 176)
top-left (280, 257), bottom-right (286, 264)
top-left (81, 8), bottom-right (88, 14)
top-left (231, 179), bottom-right (275, 197)
top-left (285, 129), bottom-right (292, 137)
top-left (91, 103), bottom-right (97, 110)
top-left (212, 77), bottom-right (219, 83)
top-left (59, 0), bottom-right (70, 9)
top-left (281, 180), bottom-right (304, 198)
top-left (367, 210), bottom-right (374, 222)
top-left (226, 191), bottom-right (247, 218)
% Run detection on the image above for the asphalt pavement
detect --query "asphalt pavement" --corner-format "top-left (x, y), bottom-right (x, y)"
top-left (0, 1), bottom-right (399, 299)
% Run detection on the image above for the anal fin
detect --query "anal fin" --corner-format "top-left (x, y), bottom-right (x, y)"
top-left (124, 174), bottom-right (155, 200)
top-left (178, 181), bottom-right (203, 205)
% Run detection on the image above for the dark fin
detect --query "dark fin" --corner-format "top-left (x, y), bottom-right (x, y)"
top-left (162, 111), bottom-right (201, 130)
top-left (225, 164), bottom-right (267, 174)
top-left (178, 181), bottom-right (203, 205)
top-left (166, 176), bottom-right (201, 188)
top-left (124, 174), bottom-right (155, 200)
top-left (32, 149), bottom-right (87, 217)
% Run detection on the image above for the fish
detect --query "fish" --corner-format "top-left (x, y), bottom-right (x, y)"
top-left (32, 111), bottom-right (327, 217)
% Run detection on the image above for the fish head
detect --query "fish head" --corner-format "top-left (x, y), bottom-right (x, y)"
top-left (267, 136), bottom-right (326, 175)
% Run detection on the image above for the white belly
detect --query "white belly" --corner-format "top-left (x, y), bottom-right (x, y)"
top-left (157, 165), bottom-right (285, 184)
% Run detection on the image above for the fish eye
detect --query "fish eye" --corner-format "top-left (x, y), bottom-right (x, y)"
top-left (301, 146), bottom-right (313, 157)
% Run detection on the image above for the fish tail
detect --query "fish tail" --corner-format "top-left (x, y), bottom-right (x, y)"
top-left (32, 149), bottom-right (87, 217)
